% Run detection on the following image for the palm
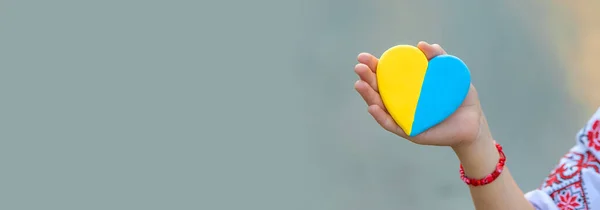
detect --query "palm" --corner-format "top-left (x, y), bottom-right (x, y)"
top-left (354, 42), bottom-right (484, 147)
top-left (410, 84), bottom-right (483, 146)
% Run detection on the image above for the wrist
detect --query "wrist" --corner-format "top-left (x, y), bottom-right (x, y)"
top-left (451, 118), bottom-right (500, 179)
top-left (452, 130), bottom-right (495, 162)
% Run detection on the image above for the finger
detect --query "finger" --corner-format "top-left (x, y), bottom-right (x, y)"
top-left (354, 63), bottom-right (378, 92)
top-left (368, 105), bottom-right (407, 138)
top-left (431, 44), bottom-right (447, 55)
top-left (357, 53), bottom-right (379, 73)
top-left (417, 41), bottom-right (447, 60)
top-left (354, 80), bottom-right (386, 111)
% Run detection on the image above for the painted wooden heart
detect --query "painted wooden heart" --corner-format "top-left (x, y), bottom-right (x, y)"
top-left (377, 45), bottom-right (471, 137)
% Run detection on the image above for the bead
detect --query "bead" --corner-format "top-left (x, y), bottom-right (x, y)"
top-left (459, 141), bottom-right (506, 187)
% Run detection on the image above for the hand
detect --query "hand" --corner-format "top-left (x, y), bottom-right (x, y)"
top-left (354, 42), bottom-right (491, 149)
top-left (354, 43), bottom-right (535, 210)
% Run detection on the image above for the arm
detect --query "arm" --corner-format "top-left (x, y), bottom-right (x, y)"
top-left (452, 117), bottom-right (534, 210)
top-left (354, 42), bottom-right (537, 209)
top-left (458, 108), bottom-right (600, 210)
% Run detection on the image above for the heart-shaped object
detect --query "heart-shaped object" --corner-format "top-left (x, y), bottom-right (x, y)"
top-left (376, 45), bottom-right (471, 137)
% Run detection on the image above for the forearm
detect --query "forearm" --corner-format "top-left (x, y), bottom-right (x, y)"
top-left (452, 119), bottom-right (534, 210)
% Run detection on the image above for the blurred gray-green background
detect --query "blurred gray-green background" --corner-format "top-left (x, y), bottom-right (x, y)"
top-left (2, 0), bottom-right (598, 209)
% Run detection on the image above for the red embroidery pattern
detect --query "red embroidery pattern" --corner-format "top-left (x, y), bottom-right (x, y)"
top-left (538, 111), bottom-right (600, 209)
top-left (551, 181), bottom-right (587, 210)
top-left (541, 150), bottom-right (600, 210)
top-left (543, 151), bottom-right (597, 187)
top-left (587, 120), bottom-right (600, 151)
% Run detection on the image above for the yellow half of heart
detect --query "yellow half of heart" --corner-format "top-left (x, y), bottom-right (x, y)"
top-left (376, 45), bottom-right (428, 135)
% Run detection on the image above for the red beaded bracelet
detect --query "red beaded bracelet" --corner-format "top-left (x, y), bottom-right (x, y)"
top-left (459, 141), bottom-right (506, 186)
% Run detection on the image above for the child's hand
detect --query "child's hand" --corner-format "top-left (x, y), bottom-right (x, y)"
top-left (355, 43), bottom-right (533, 209)
top-left (354, 42), bottom-right (490, 149)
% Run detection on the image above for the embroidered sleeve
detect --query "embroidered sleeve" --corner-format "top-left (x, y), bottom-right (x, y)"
top-left (526, 108), bottom-right (600, 210)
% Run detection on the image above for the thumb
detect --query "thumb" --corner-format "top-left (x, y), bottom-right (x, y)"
top-left (417, 41), bottom-right (447, 60)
